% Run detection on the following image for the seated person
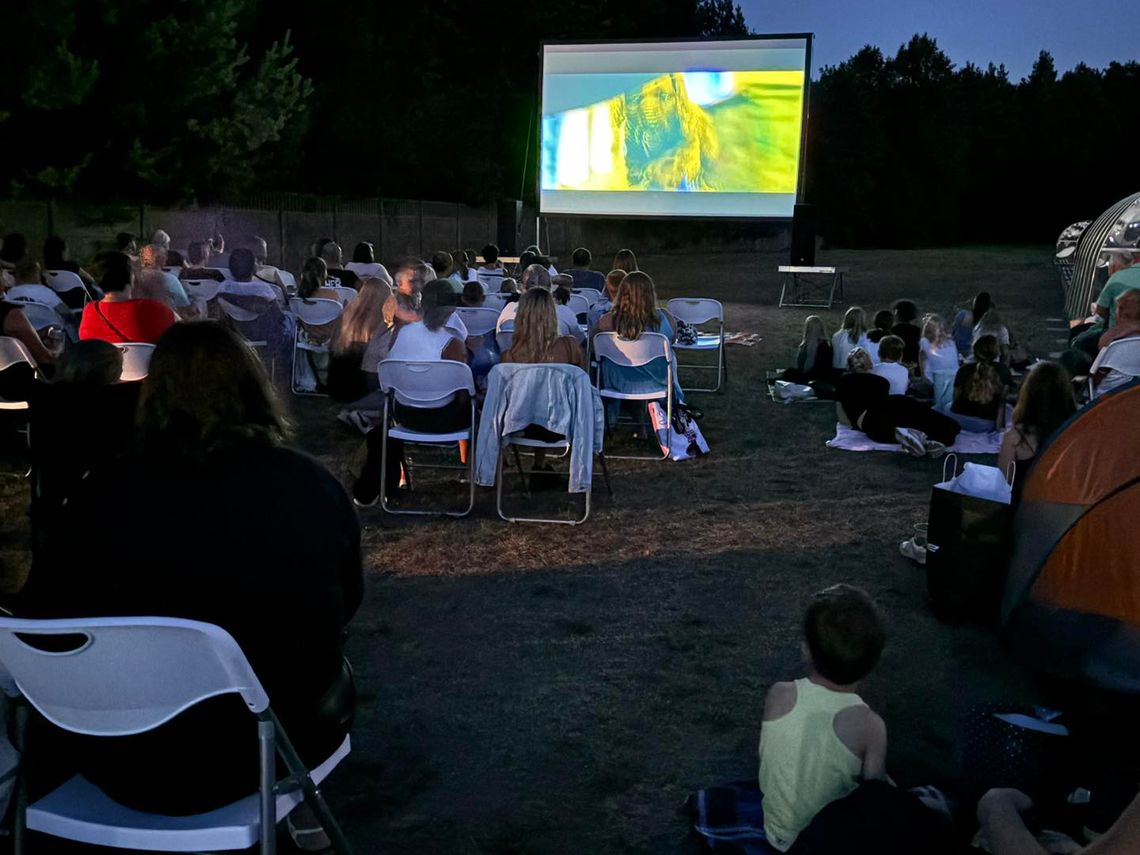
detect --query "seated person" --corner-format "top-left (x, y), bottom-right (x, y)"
top-left (918, 314), bottom-right (959, 383)
top-left (430, 250), bottom-right (455, 284)
top-left (181, 240), bottom-right (226, 281)
top-left (952, 291), bottom-right (990, 354)
top-left (870, 334), bottom-right (909, 395)
top-left (837, 348), bottom-right (960, 455)
top-left (890, 299), bottom-right (922, 364)
top-left (476, 244), bottom-right (505, 291)
top-left (79, 252), bottom-right (176, 344)
top-left (612, 248), bottom-right (638, 272)
top-left (319, 242), bottom-right (360, 291)
top-left (759, 585), bottom-right (888, 852)
top-left (0, 232), bottom-right (28, 288)
top-left (500, 277), bottom-right (520, 299)
top-left (998, 362), bottom-right (1076, 504)
top-left (866, 310), bottom-right (893, 344)
top-left (566, 247), bottom-right (606, 290)
top-left (588, 269), bottom-right (625, 329)
top-left (0, 301), bottom-right (58, 401)
top-left (976, 788), bottom-right (1140, 855)
top-left (21, 322), bottom-right (362, 819)
top-left (552, 273), bottom-right (586, 343)
top-left (447, 248), bottom-right (474, 287)
top-left (221, 247), bottom-right (284, 304)
top-left (973, 308), bottom-right (1011, 363)
top-left (946, 335), bottom-right (1007, 432)
top-left (327, 277), bottom-right (389, 402)
top-left (1097, 287), bottom-right (1140, 351)
top-left (139, 244), bottom-right (190, 308)
top-left (461, 281), bottom-right (485, 307)
top-left (831, 307), bottom-right (875, 369)
top-left (5, 258), bottom-right (73, 324)
top-left (345, 241), bottom-right (388, 281)
top-left (778, 315), bottom-right (833, 385)
top-left (42, 235), bottom-right (99, 304)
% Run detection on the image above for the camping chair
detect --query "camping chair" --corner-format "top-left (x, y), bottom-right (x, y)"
top-left (43, 271), bottom-right (89, 307)
top-left (0, 615), bottom-right (352, 855)
top-left (591, 331), bottom-right (673, 460)
top-left (571, 288), bottom-right (603, 308)
top-left (666, 298), bottom-right (725, 393)
top-left (376, 359), bottom-right (476, 517)
top-left (288, 297), bottom-right (343, 396)
top-left (496, 322), bottom-right (514, 354)
top-left (1088, 335), bottom-right (1140, 399)
top-left (485, 363), bottom-right (611, 525)
top-left (114, 343), bottom-right (156, 383)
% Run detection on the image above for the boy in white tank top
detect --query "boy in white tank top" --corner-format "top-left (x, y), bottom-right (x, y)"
top-left (758, 584), bottom-right (888, 851)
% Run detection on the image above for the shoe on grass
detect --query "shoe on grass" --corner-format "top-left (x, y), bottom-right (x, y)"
top-left (899, 538), bottom-right (927, 565)
top-left (895, 427), bottom-right (928, 457)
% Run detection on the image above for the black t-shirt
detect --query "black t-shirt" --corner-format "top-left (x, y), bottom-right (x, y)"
top-left (181, 266), bottom-right (225, 282)
top-left (325, 267), bottom-right (359, 290)
top-left (836, 372), bottom-right (890, 424)
top-left (951, 363), bottom-right (1004, 420)
top-left (890, 323), bottom-right (922, 363)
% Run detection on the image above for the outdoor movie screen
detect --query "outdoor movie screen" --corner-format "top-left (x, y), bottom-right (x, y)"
top-left (539, 36), bottom-right (811, 219)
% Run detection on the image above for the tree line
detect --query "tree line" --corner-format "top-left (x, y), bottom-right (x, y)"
top-left (0, 2), bottom-right (1134, 247)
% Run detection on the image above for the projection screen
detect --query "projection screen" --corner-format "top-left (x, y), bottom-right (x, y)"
top-left (539, 36), bottom-right (811, 219)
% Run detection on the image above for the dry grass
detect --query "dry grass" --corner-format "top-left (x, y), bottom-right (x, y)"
top-left (0, 246), bottom-right (1106, 853)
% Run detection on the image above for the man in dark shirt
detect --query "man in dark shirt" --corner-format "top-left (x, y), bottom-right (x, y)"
top-left (182, 240), bottom-right (225, 282)
top-left (566, 247), bottom-right (606, 290)
top-left (320, 242), bottom-right (360, 291)
top-left (890, 299), bottom-right (922, 364)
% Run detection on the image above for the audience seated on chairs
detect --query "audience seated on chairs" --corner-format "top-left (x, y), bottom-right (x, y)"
top-left (500, 277), bottom-right (519, 298)
top-left (320, 241), bottom-right (360, 291)
top-left (139, 243), bottom-right (191, 308)
top-left (837, 347), bottom-right (960, 456)
top-left (345, 241), bottom-right (387, 282)
top-left (327, 277), bottom-right (390, 402)
top-left (298, 256), bottom-right (345, 304)
top-left (588, 269), bottom-right (625, 329)
top-left (431, 251), bottom-right (458, 288)
top-left (497, 265), bottom-right (578, 340)
top-left (353, 280), bottom-right (469, 506)
top-left (181, 240), bottom-right (225, 282)
top-left (552, 273), bottom-right (587, 343)
top-left (448, 249), bottom-right (474, 288)
top-left (890, 299), bottom-right (922, 364)
top-left (866, 310), bottom-right (893, 344)
top-left (870, 335), bottom-right (909, 395)
top-left (566, 247), bottom-right (606, 291)
top-left (20, 321), bottom-right (363, 821)
top-left (222, 247), bottom-right (284, 304)
top-left (0, 232), bottom-right (28, 288)
top-left (133, 269), bottom-right (182, 316)
top-left (612, 248), bottom-right (638, 273)
top-left (79, 252), bottom-right (176, 344)
top-left (759, 585), bottom-right (890, 852)
top-left (479, 243), bottom-right (503, 272)
top-left (5, 258), bottom-right (74, 324)
top-left (0, 302), bottom-right (57, 401)
top-left (918, 314), bottom-right (959, 384)
top-left (1097, 288), bottom-right (1140, 351)
top-left (1073, 249), bottom-right (1140, 357)
top-left (831, 307), bottom-right (875, 370)
top-left (461, 280), bottom-right (485, 307)
top-left (945, 335), bottom-right (1008, 432)
top-left (248, 235), bottom-right (289, 292)
top-left (42, 235), bottom-right (98, 301)
top-left (384, 258), bottom-right (430, 328)
top-left (998, 361), bottom-right (1076, 505)
top-left (114, 231), bottom-right (139, 257)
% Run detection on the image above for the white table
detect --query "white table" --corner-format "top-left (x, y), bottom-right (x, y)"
top-left (777, 265), bottom-right (846, 309)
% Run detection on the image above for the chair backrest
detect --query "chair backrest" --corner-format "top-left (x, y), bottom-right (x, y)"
top-left (592, 331), bottom-right (672, 370)
top-left (329, 286), bottom-right (357, 305)
top-left (6, 299), bottom-right (61, 332)
top-left (43, 270), bottom-right (87, 296)
top-left (114, 342), bottom-right (156, 382)
top-left (218, 295), bottom-right (272, 323)
top-left (277, 270), bottom-right (297, 293)
top-left (496, 321), bottom-right (514, 354)
top-left (0, 616), bottom-right (269, 737)
top-left (1091, 336), bottom-right (1140, 376)
top-left (667, 297), bottom-right (723, 326)
top-left (572, 288), bottom-right (603, 307)
top-left (476, 269), bottom-right (505, 291)
top-left (183, 279), bottom-right (223, 303)
top-left (0, 336), bottom-right (36, 373)
top-left (567, 294), bottom-right (590, 318)
top-left (455, 307), bottom-right (499, 337)
top-left (377, 359), bottom-right (475, 408)
top-left (289, 296), bottom-right (343, 326)
top-left (481, 293), bottom-right (509, 312)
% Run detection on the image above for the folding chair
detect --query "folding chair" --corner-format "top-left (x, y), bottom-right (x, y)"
top-left (454, 307), bottom-right (499, 339)
top-left (567, 293), bottom-right (591, 327)
top-left (328, 286), bottom-right (357, 305)
top-left (288, 297), bottom-right (343, 395)
top-left (481, 293), bottom-right (509, 313)
top-left (0, 615), bottom-right (352, 855)
top-left (43, 270), bottom-right (89, 306)
top-left (182, 279), bottom-right (223, 304)
top-left (4, 300), bottom-right (61, 333)
top-left (115, 342), bottom-right (156, 383)
top-left (276, 270), bottom-right (296, 294)
top-left (1089, 335), bottom-right (1140, 399)
top-left (0, 336), bottom-right (36, 413)
top-left (571, 288), bottom-right (603, 308)
top-left (591, 331), bottom-right (673, 460)
top-left (496, 322), bottom-right (514, 354)
top-left (485, 363), bottom-right (611, 525)
top-left (666, 298), bottom-right (725, 393)
top-left (376, 359), bottom-right (476, 516)
top-left (218, 296), bottom-right (286, 382)
top-left (476, 269), bottom-right (504, 293)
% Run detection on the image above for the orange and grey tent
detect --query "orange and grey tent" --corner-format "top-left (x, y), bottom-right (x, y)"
top-left (1003, 380), bottom-right (1140, 693)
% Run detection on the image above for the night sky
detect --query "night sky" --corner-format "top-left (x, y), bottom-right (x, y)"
top-left (739, 0), bottom-right (1136, 79)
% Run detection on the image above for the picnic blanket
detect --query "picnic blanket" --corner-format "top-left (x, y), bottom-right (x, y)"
top-left (826, 423), bottom-right (1006, 455)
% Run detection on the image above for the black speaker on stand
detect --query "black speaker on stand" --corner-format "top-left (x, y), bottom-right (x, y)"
top-left (790, 203), bottom-right (816, 266)
top-left (497, 199), bottom-right (522, 256)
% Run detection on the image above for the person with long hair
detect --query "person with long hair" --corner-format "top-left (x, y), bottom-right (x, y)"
top-left (21, 321), bottom-right (362, 825)
top-left (998, 362), bottom-right (1077, 503)
top-left (973, 307), bottom-right (1011, 363)
top-left (866, 310), bottom-right (893, 344)
top-left (951, 291), bottom-right (990, 354)
top-left (503, 288), bottom-right (585, 370)
top-left (946, 335), bottom-right (1008, 432)
top-left (918, 314), bottom-right (959, 383)
top-left (778, 315), bottom-right (833, 386)
top-left (79, 252), bottom-right (176, 344)
top-left (831, 306), bottom-right (874, 370)
top-left (612, 248), bottom-right (638, 272)
top-left (345, 241), bottom-right (387, 281)
top-left (297, 256), bottom-right (344, 303)
top-left (326, 276), bottom-right (390, 401)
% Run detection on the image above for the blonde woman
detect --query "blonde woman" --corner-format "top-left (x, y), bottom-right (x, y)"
top-left (503, 288), bottom-right (585, 370)
top-left (831, 306), bottom-right (873, 370)
top-left (326, 276), bottom-right (389, 401)
top-left (918, 314), bottom-right (959, 382)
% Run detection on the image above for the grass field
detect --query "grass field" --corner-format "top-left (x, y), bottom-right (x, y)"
top-left (0, 245), bottom-right (1115, 853)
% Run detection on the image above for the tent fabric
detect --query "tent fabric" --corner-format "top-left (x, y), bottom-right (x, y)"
top-left (1003, 381), bottom-right (1140, 693)
top-left (1064, 190), bottom-right (1140, 321)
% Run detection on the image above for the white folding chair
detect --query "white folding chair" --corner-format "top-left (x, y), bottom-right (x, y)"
top-left (0, 616), bottom-right (352, 855)
top-left (4, 300), bottom-right (62, 333)
top-left (376, 359), bottom-right (476, 516)
top-left (454, 307), bottom-right (499, 338)
top-left (666, 298), bottom-right (725, 393)
top-left (1089, 335), bottom-right (1140, 399)
top-left (218, 297), bottom-right (284, 381)
top-left (182, 279), bottom-right (223, 303)
top-left (591, 331), bottom-right (673, 460)
top-left (277, 270), bottom-right (296, 294)
top-left (0, 336), bottom-right (36, 412)
top-left (43, 270), bottom-right (89, 306)
top-left (328, 286), bottom-right (357, 305)
top-left (114, 343), bottom-right (156, 383)
top-left (288, 297), bottom-right (343, 396)
top-left (495, 321), bottom-right (514, 355)
top-left (572, 288), bottom-right (603, 308)
top-left (476, 269), bottom-right (504, 293)
top-left (481, 293), bottom-right (509, 313)
top-left (567, 294), bottom-right (590, 323)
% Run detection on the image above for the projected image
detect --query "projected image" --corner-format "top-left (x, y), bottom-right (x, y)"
top-left (541, 70), bottom-right (805, 195)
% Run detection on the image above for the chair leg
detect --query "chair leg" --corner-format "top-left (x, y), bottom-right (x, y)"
top-left (12, 701), bottom-right (27, 855)
top-left (597, 451), bottom-right (613, 497)
top-left (258, 719), bottom-right (277, 855)
top-left (511, 445), bottom-right (530, 497)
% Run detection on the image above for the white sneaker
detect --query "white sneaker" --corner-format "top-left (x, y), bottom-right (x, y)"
top-left (895, 427), bottom-right (928, 457)
top-left (899, 538), bottom-right (927, 565)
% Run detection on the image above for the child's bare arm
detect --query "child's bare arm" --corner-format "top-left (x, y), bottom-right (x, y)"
top-left (834, 705), bottom-right (888, 781)
top-left (763, 681), bottom-right (797, 723)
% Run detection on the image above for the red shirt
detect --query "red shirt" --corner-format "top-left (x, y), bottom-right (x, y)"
top-left (79, 299), bottom-right (175, 344)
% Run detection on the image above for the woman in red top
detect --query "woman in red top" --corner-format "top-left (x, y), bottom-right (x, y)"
top-left (79, 252), bottom-right (176, 343)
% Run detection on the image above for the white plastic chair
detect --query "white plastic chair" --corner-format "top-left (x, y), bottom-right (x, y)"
top-left (114, 343), bottom-right (156, 383)
top-left (476, 269), bottom-right (504, 293)
top-left (1089, 335), bottom-right (1140, 399)
top-left (43, 270), bottom-right (88, 305)
top-left (495, 321), bottom-right (514, 355)
top-left (666, 298), bottom-right (725, 393)
top-left (0, 616), bottom-right (352, 855)
top-left (572, 288), bottom-right (603, 307)
top-left (567, 294), bottom-right (590, 322)
top-left (328, 286), bottom-right (357, 305)
top-left (288, 298), bottom-right (343, 396)
top-left (4, 300), bottom-right (62, 333)
top-left (481, 293), bottom-right (509, 313)
top-left (376, 359), bottom-right (476, 516)
top-left (591, 331), bottom-right (673, 460)
top-left (454, 307), bottom-right (499, 338)
top-left (0, 336), bottom-right (36, 412)
top-left (277, 270), bottom-right (296, 294)
top-left (182, 279), bottom-right (223, 303)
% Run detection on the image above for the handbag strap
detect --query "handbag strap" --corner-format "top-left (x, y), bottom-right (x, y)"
top-left (94, 301), bottom-right (130, 342)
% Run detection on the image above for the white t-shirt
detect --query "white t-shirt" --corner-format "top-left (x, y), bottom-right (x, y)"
top-left (346, 262), bottom-right (388, 281)
top-left (919, 338), bottom-right (960, 382)
top-left (973, 323), bottom-right (1010, 347)
top-left (6, 284), bottom-right (65, 308)
top-left (389, 321), bottom-right (456, 361)
top-left (831, 330), bottom-right (876, 369)
top-left (871, 361), bottom-right (910, 395)
top-left (221, 279), bottom-right (281, 303)
top-left (497, 298), bottom-right (575, 337)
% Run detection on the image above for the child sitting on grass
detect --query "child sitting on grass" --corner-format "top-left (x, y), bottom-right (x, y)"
top-left (759, 584), bottom-right (888, 852)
